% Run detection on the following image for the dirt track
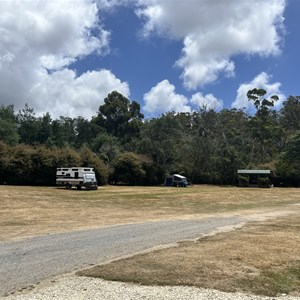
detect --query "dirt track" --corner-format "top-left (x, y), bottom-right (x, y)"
top-left (0, 217), bottom-right (243, 297)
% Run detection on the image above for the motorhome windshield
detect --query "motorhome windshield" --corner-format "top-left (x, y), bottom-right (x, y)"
top-left (84, 173), bottom-right (95, 179)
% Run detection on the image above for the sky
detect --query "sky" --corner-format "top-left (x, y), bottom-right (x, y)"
top-left (0, 0), bottom-right (299, 120)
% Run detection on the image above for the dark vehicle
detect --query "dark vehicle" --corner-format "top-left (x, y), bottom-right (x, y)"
top-left (164, 174), bottom-right (188, 187)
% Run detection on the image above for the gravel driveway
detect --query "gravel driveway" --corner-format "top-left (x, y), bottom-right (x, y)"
top-left (0, 217), bottom-right (243, 297)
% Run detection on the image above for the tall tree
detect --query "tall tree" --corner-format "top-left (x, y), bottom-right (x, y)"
top-left (74, 116), bottom-right (94, 148)
top-left (0, 104), bottom-right (19, 145)
top-left (50, 117), bottom-right (76, 147)
top-left (36, 113), bottom-right (53, 144)
top-left (247, 88), bottom-right (283, 164)
top-left (247, 88), bottom-right (278, 113)
top-left (276, 133), bottom-right (300, 186)
top-left (137, 112), bottom-right (183, 177)
top-left (91, 133), bottom-right (121, 163)
top-left (279, 95), bottom-right (300, 133)
top-left (94, 91), bottom-right (144, 143)
top-left (214, 109), bottom-right (250, 184)
top-left (17, 103), bottom-right (40, 145)
top-left (186, 110), bottom-right (220, 183)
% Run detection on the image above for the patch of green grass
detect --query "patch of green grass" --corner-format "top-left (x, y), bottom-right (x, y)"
top-left (0, 221), bottom-right (35, 226)
top-left (240, 263), bottom-right (300, 297)
top-left (289, 263), bottom-right (300, 279)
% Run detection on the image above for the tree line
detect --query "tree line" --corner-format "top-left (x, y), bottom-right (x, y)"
top-left (0, 90), bottom-right (300, 186)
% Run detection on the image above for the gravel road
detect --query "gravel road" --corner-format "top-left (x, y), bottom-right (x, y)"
top-left (0, 217), bottom-right (243, 297)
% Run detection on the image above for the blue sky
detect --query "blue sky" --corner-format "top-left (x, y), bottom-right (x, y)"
top-left (0, 0), bottom-right (299, 119)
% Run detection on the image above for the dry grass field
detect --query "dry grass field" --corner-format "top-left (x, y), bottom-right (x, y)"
top-left (0, 184), bottom-right (299, 241)
top-left (79, 214), bottom-right (300, 297)
top-left (1, 184), bottom-right (299, 297)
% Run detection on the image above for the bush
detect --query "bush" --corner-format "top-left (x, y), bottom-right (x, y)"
top-left (110, 152), bottom-right (156, 185)
top-left (238, 175), bottom-right (249, 187)
top-left (258, 177), bottom-right (271, 188)
top-left (0, 142), bottom-right (109, 186)
top-left (79, 145), bottom-right (109, 185)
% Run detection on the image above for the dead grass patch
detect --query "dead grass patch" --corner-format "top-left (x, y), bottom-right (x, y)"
top-left (78, 214), bottom-right (300, 297)
top-left (0, 185), bottom-right (299, 241)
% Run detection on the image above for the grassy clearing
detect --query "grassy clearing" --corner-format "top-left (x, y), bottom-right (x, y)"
top-left (1, 184), bottom-right (299, 296)
top-left (0, 185), bottom-right (299, 241)
top-left (78, 214), bottom-right (300, 297)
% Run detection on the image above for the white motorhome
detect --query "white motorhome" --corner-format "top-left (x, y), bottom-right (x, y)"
top-left (56, 167), bottom-right (98, 190)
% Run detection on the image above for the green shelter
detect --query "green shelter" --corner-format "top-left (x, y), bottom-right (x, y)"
top-left (237, 169), bottom-right (271, 187)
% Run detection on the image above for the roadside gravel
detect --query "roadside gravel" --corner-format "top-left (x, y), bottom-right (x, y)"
top-left (4, 273), bottom-right (300, 300)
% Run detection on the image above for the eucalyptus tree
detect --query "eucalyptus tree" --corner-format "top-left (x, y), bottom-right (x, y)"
top-left (247, 88), bottom-right (283, 164)
top-left (94, 91), bottom-right (144, 144)
top-left (137, 112), bottom-right (184, 179)
top-left (214, 108), bottom-right (250, 184)
top-left (185, 109), bottom-right (221, 183)
top-left (90, 133), bottom-right (121, 163)
top-left (279, 95), bottom-right (300, 133)
top-left (276, 132), bottom-right (300, 186)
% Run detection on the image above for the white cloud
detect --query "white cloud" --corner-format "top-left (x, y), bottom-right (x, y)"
top-left (0, 0), bottom-right (287, 119)
top-left (190, 93), bottom-right (223, 112)
top-left (135, 0), bottom-right (286, 89)
top-left (30, 69), bottom-right (129, 119)
top-left (143, 80), bottom-right (191, 115)
top-left (97, 0), bottom-right (133, 11)
top-left (0, 0), bottom-right (116, 119)
top-left (143, 80), bottom-right (223, 115)
top-left (232, 72), bottom-right (285, 112)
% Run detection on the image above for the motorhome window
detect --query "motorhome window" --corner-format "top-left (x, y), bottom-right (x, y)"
top-left (62, 169), bottom-right (68, 171)
top-left (84, 174), bottom-right (95, 179)
top-left (84, 168), bottom-right (91, 171)
top-left (72, 169), bottom-right (78, 171)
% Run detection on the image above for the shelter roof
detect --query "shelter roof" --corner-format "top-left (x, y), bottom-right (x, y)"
top-left (237, 169), bottom-right (271, 174)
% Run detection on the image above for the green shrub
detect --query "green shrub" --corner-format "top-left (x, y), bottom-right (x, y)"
top-left (258, 177), bottom-right (271, 188)
top-left (238, 175), bottom-right (249, 187)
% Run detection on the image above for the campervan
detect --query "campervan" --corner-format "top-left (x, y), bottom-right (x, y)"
top-left (56, 167), bottom-right (98, 190)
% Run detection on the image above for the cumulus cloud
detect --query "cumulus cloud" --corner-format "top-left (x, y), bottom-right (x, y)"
top-left (97, 0), bottom-right (132, 11)
top-left (232, 72), bottom-right (285, 112)
top-left (30, 69), bottom-right (129, 119)
top-left (143, 80), bottom-right (223, 115)
top-left (190, 93), bottom-right (223, 112)
top-left (143, 80), bottom-right (191, 115)
top-left (0, 0), bottom-right (287, 119)
top-left (135, 0), bottom-right (286, 89)
top-left (0, 0), bottom-right (126, 119)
